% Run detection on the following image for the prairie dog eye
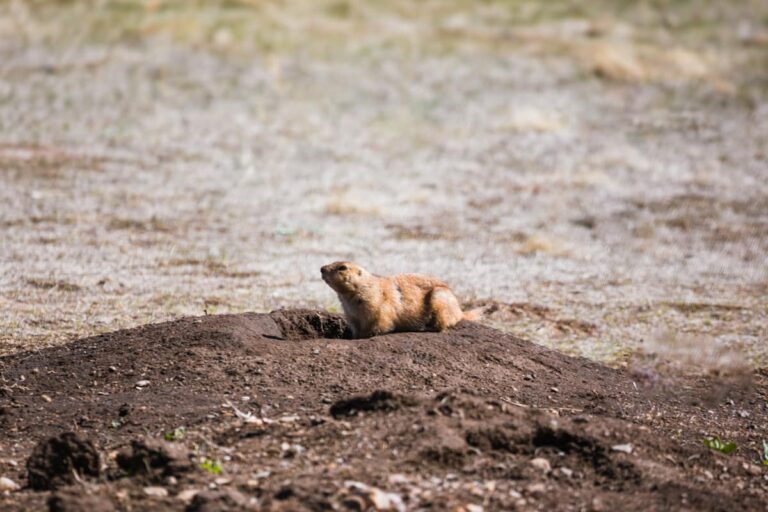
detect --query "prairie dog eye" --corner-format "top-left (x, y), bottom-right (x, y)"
top-left (337, 265), bottom-right (348, 271)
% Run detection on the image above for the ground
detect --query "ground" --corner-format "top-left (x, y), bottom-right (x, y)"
top-left (0, 311), bottom-right (767, 510)
top-left (0, 0), bottom-right (767, 509)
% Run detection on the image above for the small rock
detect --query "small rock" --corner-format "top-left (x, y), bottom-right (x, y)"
top-left (529, 458), bottom-right (551, 473)
top-left (165, 476), bottom-right (178, 486)
top-left (572, 415), bottom-right (589, 424)
top-left (743, 463), bottom-right (763, 476)
top-left (0, 476), bottom-right (20, 492)
top-left (281, 443), bottom-right (305, 458)
top-left (135, 380), bottom-right (150, 388)
top-left (611, 443), bottom-right (633, 454)
top-left (143, 486), bottom-right (168, 498)
top-left (177, 489), bottom-right (200, 503)
top-left (509, 490), bottom-right (522, 499)
top-left (108, 366), bottom-right (117, 373)
top-left (523, 373), bottom-right (535, 381)
top-left (550, 387), bottom-right (559, 393)
top-left (41, 394), bottom-right (52, 402)
top-left (558, 467), bottom-right (574, 478)
top-left (344, 481), bottom-right (405, 512)
top-left (703, 470), bottom-right (714, 480)
top-left (214, 477), bottom-right (231, 486)
top-left (465, 505), bottom-right (484, 512)
top-left (369, 487), bottom-right (406, 511)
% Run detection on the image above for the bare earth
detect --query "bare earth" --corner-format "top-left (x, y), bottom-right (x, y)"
top-left (0, 311), bottom-right (767, 511)
top-left (0, 1), bottom-right (767, 508)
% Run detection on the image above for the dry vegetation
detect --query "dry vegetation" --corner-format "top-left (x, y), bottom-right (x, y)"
top-left (0, 0), bottom-right (766, 369)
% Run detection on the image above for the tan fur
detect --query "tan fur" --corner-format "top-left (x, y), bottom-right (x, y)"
top-left (320, 261), bottom-right (476, 339)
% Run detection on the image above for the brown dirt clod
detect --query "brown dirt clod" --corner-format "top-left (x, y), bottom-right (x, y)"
top-left (116, 438), bottom-right (194, 481)
top-left (26, 432), bottom-right (101, 490)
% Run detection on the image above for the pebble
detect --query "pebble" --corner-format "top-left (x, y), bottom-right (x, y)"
top-left (143, 486), bottom-right (168, 497)
top-left (559, 467), bottom-right (574, 478)
top-left (611, 443), bottom-right (633, 454)
top-left (176, 489), bottom-right (200, 503)
top-left (135, 380), bottom-right (150, 388)
top-left (344, 481), bottom-right (405, 512)
top-left (529, 458), bottom-right (551, 473)
top-left (369, 487), bottom-right (406, 511)
top-left (743, 463), bottom-right (763, 476)
top-left (41, 394), bottom-right (52, 402)
top-left (0, 477), bottom-right (20, 492)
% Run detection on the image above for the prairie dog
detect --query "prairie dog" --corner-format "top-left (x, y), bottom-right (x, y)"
top-left (320, 261), bottom-right (477, 339)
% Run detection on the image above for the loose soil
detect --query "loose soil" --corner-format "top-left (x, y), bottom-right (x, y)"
top-left (1, 310), bottom-right (766, 511)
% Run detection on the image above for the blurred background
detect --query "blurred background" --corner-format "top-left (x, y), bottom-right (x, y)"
top-left (0, 0), bottom-right (766, 367)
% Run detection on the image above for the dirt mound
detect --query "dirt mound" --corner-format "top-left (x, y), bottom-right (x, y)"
top-left (1, 310), bottom-right (766, 511)
top-left (26, 433), bottom-right (101, 490)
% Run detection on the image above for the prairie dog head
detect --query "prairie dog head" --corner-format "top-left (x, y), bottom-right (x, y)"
top-left (321, 261), bottom-right (368, 294)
